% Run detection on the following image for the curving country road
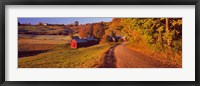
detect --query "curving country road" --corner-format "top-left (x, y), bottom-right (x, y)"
top-left (115, 42), bottom-right (162, 68)
top-left (102, 42), bottom-right (178, 68)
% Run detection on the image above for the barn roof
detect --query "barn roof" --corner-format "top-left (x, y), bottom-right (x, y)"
top-left (72, 36), bottom-right (79, 39)
top-left (74, 39), bottom-right (88, 43)
top-left (86, 37), bottom-right (95, 41)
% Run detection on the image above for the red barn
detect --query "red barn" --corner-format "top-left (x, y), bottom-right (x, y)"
top-left (70, 36), bottom-right (98, 49)
top-left (71, 39), bottom-right (88, 48)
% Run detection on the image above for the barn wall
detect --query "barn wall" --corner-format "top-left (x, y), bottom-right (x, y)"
top-left (70, 39), bottom-right (99, 48)
top-left (71, 40), bottom-right (77, 48)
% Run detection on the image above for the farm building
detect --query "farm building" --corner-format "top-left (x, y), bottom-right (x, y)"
top-left (112, 36), bottom-right (122, 42)
top-left (70, 37), bottom-right (98, 48)
top-left (71, 39), bottom-right (88, 48)
top-left (111, 36), bottom-right (126, 42)
top-left (85, 37), bottom-right (97, 45)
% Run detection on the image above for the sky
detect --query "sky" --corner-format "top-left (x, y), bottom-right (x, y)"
top-left (18, 18), bottom-right (113, 25)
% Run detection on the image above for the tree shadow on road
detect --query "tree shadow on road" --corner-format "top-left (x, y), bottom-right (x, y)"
top-left (99, 46), bottom-right (117, 68)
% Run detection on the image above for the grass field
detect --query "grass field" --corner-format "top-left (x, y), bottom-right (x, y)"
top-left (18, 34), bottom-right (73, 51)
top-left (18, 43), bottom-right (116, 68)
top-left (18, 25), bottom-right (66, 34)
top-left (18, 34), bottom-right (72, 43)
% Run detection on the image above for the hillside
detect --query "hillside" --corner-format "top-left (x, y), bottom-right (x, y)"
top-left (19, 43), bottom-right (117, 68)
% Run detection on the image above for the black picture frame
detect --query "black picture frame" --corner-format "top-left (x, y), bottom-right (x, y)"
top-left (0, 0), bottom-right (199, 86)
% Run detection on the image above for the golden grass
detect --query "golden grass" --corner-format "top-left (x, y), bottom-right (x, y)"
top-left (18, 43), bottom-right (116, 68)
top-left (125, 42), bottom-right (182, 67)
top-left (18, 34), bottom-right (74, 51)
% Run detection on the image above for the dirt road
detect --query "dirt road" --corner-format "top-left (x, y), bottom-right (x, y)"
top-left (103, 42), bottom-right (177, 68)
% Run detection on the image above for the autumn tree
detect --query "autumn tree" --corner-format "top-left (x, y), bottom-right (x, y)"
top-left (119, 18), bottom-right (182, 51)
top-left (79, 24), bottom-right (93, 38)
top-left (74, 21), bottom-right (79, 26)
top-left (92, 23), bottom-right (106, 39)
top-left (38, 22), bottom-right (43, 26)
top-left (110, 18), bottom-right (121, 29)
top-left (100, 35), bottom-right (112, 43)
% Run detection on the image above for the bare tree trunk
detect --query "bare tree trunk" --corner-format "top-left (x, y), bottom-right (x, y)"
top-left (158, 31), bottom-right (162, 45)
top-left (165, 18), bottom-right (171, 48)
